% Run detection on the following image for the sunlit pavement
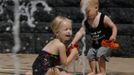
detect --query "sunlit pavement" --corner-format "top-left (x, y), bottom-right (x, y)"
top-left (0, 54), bottom-right (134, 75)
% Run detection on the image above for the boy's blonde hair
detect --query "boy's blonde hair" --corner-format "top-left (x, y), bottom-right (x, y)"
top-left (50, 16), bottom-right (71, 35)
top-left (80, 0), bottom-right (99, 10)
top-left (88, 0), bottom-right (99, 8)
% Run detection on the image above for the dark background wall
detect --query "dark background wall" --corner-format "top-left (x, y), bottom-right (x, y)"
top-left (0, 0), bottom-right (134, 57)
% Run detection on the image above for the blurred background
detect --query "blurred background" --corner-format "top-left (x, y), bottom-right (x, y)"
top-left (0, 0), bottom-right (134, 57)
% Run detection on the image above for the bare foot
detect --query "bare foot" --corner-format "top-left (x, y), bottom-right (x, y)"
top-left (87, 72), bottom-right (95, 75)
top-left (96, 73), bottom-right (106, 75)
top-left (60, 71), bottom-right (72, 75)
top-left (25, 71), bottom-right (32, 75)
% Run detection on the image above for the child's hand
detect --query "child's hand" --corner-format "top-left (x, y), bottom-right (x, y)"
top-left (109, 35), bottom-right (116, 41)
top-left (68, 44), bottom-right (79, 55)
top-left (69, 48), bottom-right (79, 60)
top-left (68, 42), bottom-right (75, 48)
top-left (71, 48), bottom-right (78, 55)
top-left (75, 53), bottom-right (79, 60)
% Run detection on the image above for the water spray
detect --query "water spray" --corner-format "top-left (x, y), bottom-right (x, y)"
top-left (27, 0), bottom-right (52, 28)
top-left (11, 0), bottom-right (52, 74)
top-left (80, 0), bottom-right (89, 75)
top-left (12, 0), bottom-right (20, 75)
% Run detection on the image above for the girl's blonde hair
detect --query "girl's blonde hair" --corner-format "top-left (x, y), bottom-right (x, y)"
top-left (50, 16), bottom-right (71, 35)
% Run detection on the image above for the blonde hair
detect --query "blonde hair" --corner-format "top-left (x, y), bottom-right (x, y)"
top-left (80, 0), bottom-right (99, 10)
top-left (50, 16), bottom-right (71, 35)
top-left (88, 0), bottom-right (99, 7)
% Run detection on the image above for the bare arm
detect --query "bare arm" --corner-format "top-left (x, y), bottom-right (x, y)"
top-left (58, 43), bottom-right (67, 66)
top-left (58, 43), bottom-right (78, 66)
top-left (104, 15), bottom-right (117, 40)
top-left (66, 48), bottom-right (78, 65)
top-left (71, 26), bottom-right (86, 44)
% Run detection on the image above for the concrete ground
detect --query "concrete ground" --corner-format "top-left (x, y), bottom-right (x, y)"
top-left (0, 54), bottom-right (134, 75)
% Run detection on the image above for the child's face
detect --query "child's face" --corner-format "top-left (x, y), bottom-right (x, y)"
top-left (86, 7), bottom-right (98, 19)
top-left (57, 20), bottom-right (72, 42)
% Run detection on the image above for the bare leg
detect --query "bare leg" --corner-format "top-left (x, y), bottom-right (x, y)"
top-left (96, 57), bottom-right (106, 75)
top-left (46, 68), bottom-right (60, 75)
top-left (87, 60), bottom-right (96, 75)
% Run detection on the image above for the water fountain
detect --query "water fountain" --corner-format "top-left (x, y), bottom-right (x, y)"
top-left (1, 0), bottom-right (133, 75)
top-left (27, 0), bottom-right (52, 28)
top-left (12, 0), bottom-right (20, 75)
top-left (11, 0), bottom-right (52, 75)
top-left (10, 0), bottom-right (89, 74)
top-left (11, 0), bottom-right (91, 75)
top-left (78, 0), bottom-right (89, 75)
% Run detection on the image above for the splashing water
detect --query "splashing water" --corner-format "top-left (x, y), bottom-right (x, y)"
top-left (0, 5), bottom-right (3, 14)
top-left (79, 0), bottom-right (89, 75)
top-left (12, 0), bottom-right (20, 75)
top-left (11, 0), bottom-right (52, 75)
top-left (81, 0), bottom-right (88, 24)
top-left (30, 0), bottom-right (52, 16)
top-left (27, 0), bottom-right (52, 27)
top-left (71, 0), bottom-right (89, 74)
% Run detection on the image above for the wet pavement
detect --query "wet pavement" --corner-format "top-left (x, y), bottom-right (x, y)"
top-left (0, 53), bottom-right (134, 75)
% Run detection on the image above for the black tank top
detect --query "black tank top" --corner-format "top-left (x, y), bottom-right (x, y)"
top-left (85, 13), bottom-right (112, 49)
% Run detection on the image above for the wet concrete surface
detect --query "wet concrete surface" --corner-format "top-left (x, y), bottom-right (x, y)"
top-left (0, 53), bottom-right (134, 75)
